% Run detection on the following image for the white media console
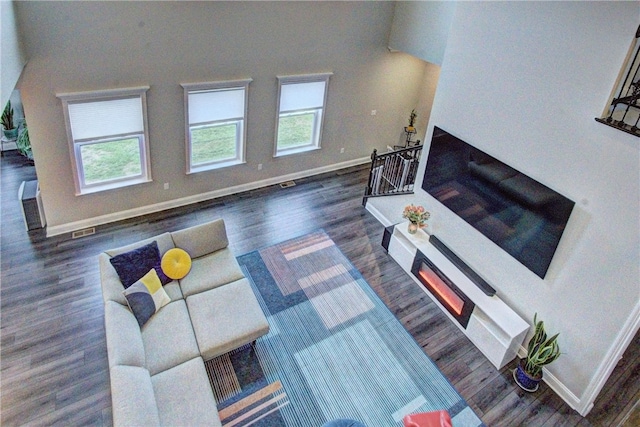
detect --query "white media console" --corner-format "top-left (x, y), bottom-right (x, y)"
top-left (387, 221), bottom-right (529, 369)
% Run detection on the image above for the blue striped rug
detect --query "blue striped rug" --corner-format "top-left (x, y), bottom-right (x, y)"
top-left (205, 231), bottom-right (484, 427)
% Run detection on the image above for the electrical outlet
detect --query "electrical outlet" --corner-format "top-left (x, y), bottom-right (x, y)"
top-left (164, 183), bottom-right (169, 190)
top-left (258, 163), bottom-right (263, 170)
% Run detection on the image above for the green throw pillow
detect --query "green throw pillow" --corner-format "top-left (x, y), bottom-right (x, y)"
top-left (123, 269), bottom-right (171, 328)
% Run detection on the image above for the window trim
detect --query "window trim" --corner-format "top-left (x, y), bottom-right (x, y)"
top-left (274, 73), bottom-right (332, 158)
top-left (57, 86), bottom-right (151, 196)
top-left (181, 79), bottom-right (252, 174)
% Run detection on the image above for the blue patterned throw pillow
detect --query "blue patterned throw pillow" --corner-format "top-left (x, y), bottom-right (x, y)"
top-left (109, 241), bottom-right (171, 288)
top-left (123, 268), bottom-right (171, 327)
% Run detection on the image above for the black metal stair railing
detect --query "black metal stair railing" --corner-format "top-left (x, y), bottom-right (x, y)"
top-left (595, 25), bottom-right (640, 137)
top-left (362, 144), bottom-right (422, 206)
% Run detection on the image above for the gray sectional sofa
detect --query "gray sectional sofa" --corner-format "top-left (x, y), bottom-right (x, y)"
top-left (99, 219), bottom-right (270, 426)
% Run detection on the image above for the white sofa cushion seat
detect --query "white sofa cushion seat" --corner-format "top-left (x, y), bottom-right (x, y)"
top-left (110, 365), bottom-right (161, 426)
top-left (141, 299), bottom-right (200, 376)
top-left (151, 357), bottom-right (222, 427)
top-left (104, 301), bottom-right (146, 369)
top-left (179, 248), bottom-right (245, 297)
top-left (186, 278), bottom-right (270, 360)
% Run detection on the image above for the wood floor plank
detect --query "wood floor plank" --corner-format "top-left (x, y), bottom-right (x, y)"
top-left (1, 151), bottom-right (637, 426)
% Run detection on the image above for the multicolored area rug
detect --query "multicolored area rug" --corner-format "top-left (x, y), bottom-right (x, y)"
top-left (205, 231), bottom-right (485, 427)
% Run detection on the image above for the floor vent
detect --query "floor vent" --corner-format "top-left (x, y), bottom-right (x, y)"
top-left (280, 180), bottom-right (296, 188)
top-left (72, 227), bottom-right (95, 239)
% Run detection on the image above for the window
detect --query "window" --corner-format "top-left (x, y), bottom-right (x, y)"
top-left (596, 25), bottom-right (640, 137)
top-left (58, 87), bottom-right (151, 195)
top-left (275, 73), bottom-right (332, 157)
top-left (182, 79), bottom-right (251, 173)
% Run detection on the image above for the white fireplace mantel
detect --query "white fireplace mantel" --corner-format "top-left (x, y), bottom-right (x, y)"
top-left (388, 221), bottom-right (529, 370)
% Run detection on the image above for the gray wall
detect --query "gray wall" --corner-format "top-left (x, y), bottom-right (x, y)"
top-left (412, 1), bottom-right (639, 413)
top-left (15, 1), bottom-right (430, 232)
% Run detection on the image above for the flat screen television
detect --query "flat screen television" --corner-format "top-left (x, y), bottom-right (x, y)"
top-left (421, 126), bottom-right (575, 278)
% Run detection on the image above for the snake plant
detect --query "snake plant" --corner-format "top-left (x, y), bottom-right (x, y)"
top-left (523, 313), bottom-right (561, 378)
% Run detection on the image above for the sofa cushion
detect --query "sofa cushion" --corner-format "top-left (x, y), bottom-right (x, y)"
top-left (186, 278), bottom-right (270, 360)
top-left (151, 357), bottom-right (222, 427)
top-left (163, 281), bottom-right (183, 301)
top-left (106, 232), bottom-right (175, 258)
top-left (123, 269), bottom-right (172, 328)
top-left (170, 219), bottom-right (229, 259)
top-left (179, 248), bottom-right (245, 297)
top-left (141, 299), bottom-right (200, 376)
top-left (109, 241), bottom-right (171, 288)
top-left (110, 365), bottom-right (161, 427)
top-left (104, 301), bottom-right (146, 369)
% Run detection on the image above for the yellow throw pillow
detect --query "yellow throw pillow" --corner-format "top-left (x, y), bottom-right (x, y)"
top-left (161, 248), bottom-right (192, 280)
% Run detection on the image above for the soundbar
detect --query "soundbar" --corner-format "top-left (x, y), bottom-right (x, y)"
top-left (428, 235), bottom-right (496, 296)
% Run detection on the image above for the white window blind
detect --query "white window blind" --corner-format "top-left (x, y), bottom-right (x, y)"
top-left (188, 88), bottom-right (245, 125)
top-left (279, 81), bottom-right (327, 113)
top-left (57, 87), bottom-right (151, 195)
top-left (68, 97), bottom-right (144, 140)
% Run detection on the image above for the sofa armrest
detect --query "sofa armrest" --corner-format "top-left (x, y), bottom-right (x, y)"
top-left (170, 218), bottom-right (229, 259)
top-left (104, 301), bottom-right (146, 369)
top-left (99, 253), bottom-right (128, 306)
top-left (110, 365), bottom-right (161, 427)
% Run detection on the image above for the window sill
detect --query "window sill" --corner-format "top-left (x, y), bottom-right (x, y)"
top-left (188, 159), bottom-right (245, 174)
top-left (274, 145), bottom-right (321, 158)
top-left (77, 177), bottom-right (151, 196)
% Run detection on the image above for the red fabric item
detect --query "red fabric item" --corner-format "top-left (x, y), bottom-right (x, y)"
top-left (403, 410), bottom-right (453, 427)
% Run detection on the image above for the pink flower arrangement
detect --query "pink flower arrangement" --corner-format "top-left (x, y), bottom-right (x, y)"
top-left (402, 204), bottom-right (430, 227)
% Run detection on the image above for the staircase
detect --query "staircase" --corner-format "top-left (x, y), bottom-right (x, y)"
top-left (362, 144), bottom-right (422, 206)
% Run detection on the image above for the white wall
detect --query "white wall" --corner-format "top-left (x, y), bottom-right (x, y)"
top-left (1, 0), bottom-right (27, 107)
top-left (14, 1), bottom-right (428, 232)
top-left (412, 1), bottom-right (639, 413)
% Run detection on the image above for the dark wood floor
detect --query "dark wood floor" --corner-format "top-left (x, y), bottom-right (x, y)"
top-left (1, 150), bottom-right (637, 426)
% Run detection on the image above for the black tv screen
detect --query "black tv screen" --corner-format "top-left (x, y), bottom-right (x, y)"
top-left (421, 127), bottom-right (574, 278)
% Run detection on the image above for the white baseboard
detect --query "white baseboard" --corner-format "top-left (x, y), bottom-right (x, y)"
top-left (364, 203), bottom-right (393, 227)
top-left (46, 157), bottom-right (369, 237)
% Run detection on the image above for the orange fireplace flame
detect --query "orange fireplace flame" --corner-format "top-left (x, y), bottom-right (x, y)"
top-left (419, 269), bottom-right (464, 315)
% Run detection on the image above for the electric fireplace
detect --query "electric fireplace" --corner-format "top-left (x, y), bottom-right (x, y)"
top-left (411, 249), bottom-right (475, 328)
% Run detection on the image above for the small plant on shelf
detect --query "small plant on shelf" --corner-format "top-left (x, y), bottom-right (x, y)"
top-left (406, 109), bottom-right (417, 132)
top-left (513, 313), bottom-right (561, 392)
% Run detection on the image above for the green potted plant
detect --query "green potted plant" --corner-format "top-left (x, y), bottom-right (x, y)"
top-left (2, 101), bottom-right (18, 140)
top-left (513, 313), bottom-right (561, 392)
top-left (16, 119), bottom-right (33, 160)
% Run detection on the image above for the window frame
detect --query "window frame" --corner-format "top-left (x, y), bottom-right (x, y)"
top-left (57, 86), bottom-right (151, 196)
top-left (181, 79), bottom-right (251, 174)
top-left (274, 73), bottom-right (332, 157)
